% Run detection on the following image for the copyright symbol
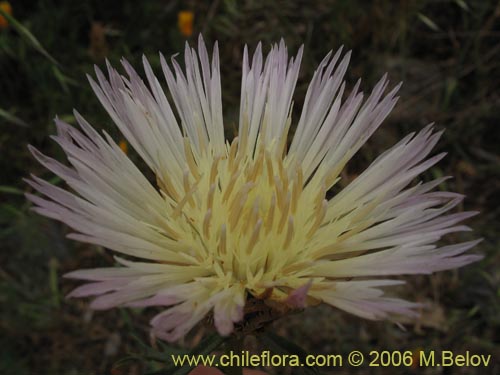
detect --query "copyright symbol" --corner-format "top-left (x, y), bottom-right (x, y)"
top-left (348, 351), bottom-right (364, 366)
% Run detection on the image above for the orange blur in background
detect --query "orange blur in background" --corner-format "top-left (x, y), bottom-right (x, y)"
top-left (0, 1), bottom-right (13, 29)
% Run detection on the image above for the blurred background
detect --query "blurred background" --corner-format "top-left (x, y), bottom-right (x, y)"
top-left (0, 0), bottom-right (499, 374)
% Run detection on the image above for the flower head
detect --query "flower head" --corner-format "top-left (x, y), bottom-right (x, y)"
top-left (26, 36), bottom-right (481, 342)
top-left (0, 1), bottom-right (12, 30)
top-left (178, 11), bottom-right (194, 37)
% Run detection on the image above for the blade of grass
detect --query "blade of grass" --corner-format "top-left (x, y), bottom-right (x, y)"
top-left (52, 66), bottom-right (79, 93)
top-left (0, 7), bottom-right (59, 66)
top-left (261, 332), bottom-right (321, 375)
top-left (0, 108), bottom-right (29, 127)
top-left (417, 13), bottom-right (441, 32)
top-left (0, 186), bottom-right (25, 195)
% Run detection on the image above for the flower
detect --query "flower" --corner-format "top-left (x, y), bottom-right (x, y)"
top-left (118, 139), bottom-right (128, 154)
top-left (26, 36), bottom-right (482, 342)
top-left (178, 11), bottom-right (194, 37)
top-left (0, 1), bottom-right (12, 30)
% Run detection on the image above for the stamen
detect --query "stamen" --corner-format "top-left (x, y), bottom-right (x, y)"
top-left (203, 209), bottom-right (212, 238)
top-left (231, 151), bottom-right (244, 174)
top-left (209, 155), bottom-right (221, 185)
top-left (265, 194), bottom-right (276, 233)
top-left (229, 182), bottom-right (253, 213)
top-left (248, 149), bottom-right (264, 182)
top-left (228, 137), bottom-right (239, 171)
top-left (157, 174), bottom-right (180, 202)
top-left (278, 192), bottom-right (291, 233)
top-left (274, 176), bottom-right (285, 210)
top-left (283, 216), bottom-right (294, 249)
top-left (207, 183), bottom-right (216, 211)
top-left (297, 166), bottom-right (304, 192)
top-left (183, 138), bottom-right (201, 180)
top-left (291, 169), bottom-right (302, 214)
top-left (314, 181), bottom-right (326, 209)
top-left (173, 178), bottom-right (200, 218)
top-left (246, 219), bottom-right (262, 254)
top-left (307, 199), bottom-right (327, 238)
top-left (265, 150), bottom-right (274, 185)
top-left (222, 170), bottom-right (241, 202)
top-left (277, 158), bottom-right (288, 192)
top-left (246, 197), bottom-right (260, 232)
top-left (183, 170), bottom-right (195, 207)
top-left (229, 183), bottom-right (253, 230)
top-left (218, 224), bottom-right (227, 255)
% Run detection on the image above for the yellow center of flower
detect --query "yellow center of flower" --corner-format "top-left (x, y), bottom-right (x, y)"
top-left (156, 133), bottom-right (328, 301)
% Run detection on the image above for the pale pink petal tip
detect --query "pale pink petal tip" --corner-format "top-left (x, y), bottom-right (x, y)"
top-left (285, 280), bottom-right (312, 308)
top-left (150, 308), bottom-right (193, 342)
top-left (126, 294), bottom-right (180, 307)
top-left (66, 280), bottom-right (122, 298)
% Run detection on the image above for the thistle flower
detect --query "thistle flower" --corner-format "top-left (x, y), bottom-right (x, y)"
top-left (26, 36), bottom-right (482, 342)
